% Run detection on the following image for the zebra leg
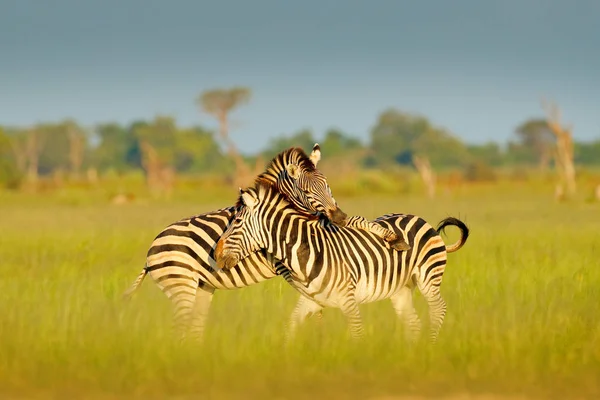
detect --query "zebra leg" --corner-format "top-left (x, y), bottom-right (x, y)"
top-left (339, 295), bottom-right (364, 339)
top-left (188, 286), bottom-right (215, 342)
top-left (390, 286), bottom-right (422, 342)
top-left (285, 295), bottom-right (323, 344)
top-left (159, 278), bottom-right (200, 341)
top-left (417, 282), bottom-right (447, 343)
top-left (345, 216), bottom-right (410, 251)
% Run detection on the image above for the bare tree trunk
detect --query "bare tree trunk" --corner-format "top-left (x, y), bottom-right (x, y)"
top-left (9, 141), bottom-right (27, 173)
top-left (140, 140), bottom-right (160, 195)
top-left (68, 128), bottom-right (84, 180)
top-left (413, 155), bottom-right (436, 199)
top-left (557, 134), bottom-right (576, 196)
top-left (542, 100), bottom-right (576, 198)
top-left (25, 130), bottom-right (43, 186)
top-left (218, 111), bottom-right (251, 187)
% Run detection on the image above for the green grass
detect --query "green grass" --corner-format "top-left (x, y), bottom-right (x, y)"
top-left (0, 183), bottom-right (599, 399)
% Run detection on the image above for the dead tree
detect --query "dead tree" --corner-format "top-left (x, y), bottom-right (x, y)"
top-left (542, 100), bottom-right (576, 198)
top-left (197, 87), bottom-right (252, 187)
top-left (413, 155), bottom-right (436, 199)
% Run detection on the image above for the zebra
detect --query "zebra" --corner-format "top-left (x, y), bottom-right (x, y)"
top-left (123, 144), bottom-right (409, 340)
top-left (214, 180), bottom-right (469, 342)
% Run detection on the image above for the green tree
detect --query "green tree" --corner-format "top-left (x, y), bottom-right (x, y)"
top-left (132, 116), bottom-right (178, 166)
top-left (574, 140), bottom-right (600, 166)
top-left (321, 128), bottom-right (363, 157)
top-left (173, 126), bottom-right (228, 173)
top-left (504, 141), bottom-right (536, 165)
top-left (515, 118), bottom-right (555, 171)
top-left (0, 127), bottom-right (22, 188)
top-left (37, 121), bottom-right (86, 176)
top-left (262, 129), bottom-right (316, 159)
top-left (369, 109), bottom-right (470, 168)
top-left (92, 123), bottom-right (137, 173)
top-left (196, 87), bottom-right (251, 180)
top-left (63, 119), bottom-right (87, 179)
top-left (466, 142), bottom-right (504, 166)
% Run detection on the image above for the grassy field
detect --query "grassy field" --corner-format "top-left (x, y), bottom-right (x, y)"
top-left (0, 182), bottom-right (599, 399)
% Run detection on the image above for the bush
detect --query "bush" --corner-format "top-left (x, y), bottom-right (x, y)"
top-left (0, 132), bottom-right (22, 189)
top-left (464, 161), bottom-right (497, 182)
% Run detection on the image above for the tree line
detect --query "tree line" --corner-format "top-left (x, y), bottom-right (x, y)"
top-left (1, 88), bottom-right (599, 192)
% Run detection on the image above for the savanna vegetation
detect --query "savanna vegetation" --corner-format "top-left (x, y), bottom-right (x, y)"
top-left (1, 88), bottom-right (599, 399)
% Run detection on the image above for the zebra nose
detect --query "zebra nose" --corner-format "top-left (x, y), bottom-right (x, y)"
top-left (329, 207), bottom-right (348, 227)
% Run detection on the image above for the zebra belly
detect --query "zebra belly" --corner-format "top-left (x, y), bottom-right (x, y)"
top-left (354, 278), bottom-right (400, 304)
top-left (353, 261), bottom-right (411, 304)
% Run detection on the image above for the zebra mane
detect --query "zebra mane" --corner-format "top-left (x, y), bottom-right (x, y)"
top-left (234, 177), bottom-right (284, 208)
top-left (233, 147), bottom-right (320, 221)
top-left (235, 177), bottom-right (320, 221)
top-left (254, 147), bottom-right (317, 185)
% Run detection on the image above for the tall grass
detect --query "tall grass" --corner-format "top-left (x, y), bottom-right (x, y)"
top-left (0, 184), bottom-right (599, 399)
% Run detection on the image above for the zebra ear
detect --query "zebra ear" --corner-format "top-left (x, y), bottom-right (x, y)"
top-left (286, 163), bottom-right (300, 179)
top-left (310, 143), bottom-right (321, 166)
top-left (241, 190), bottom-right (258, 209)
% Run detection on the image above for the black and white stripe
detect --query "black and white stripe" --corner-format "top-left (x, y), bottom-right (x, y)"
top-left (123, 145), bottom-right (346, 340)
top-left (215, 181), bottom-right (469, 342)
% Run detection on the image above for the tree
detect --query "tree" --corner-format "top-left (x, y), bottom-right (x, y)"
top-left (196, 87), bottom-right (251, 186)
top-left (515, 119), bottom-right (554, 171)
top-left (541, 99), bottom-right (576, 198)
top-left (173, 126), bottom-right (228, 173)
top-left (321, 128), bottom-right (363, 157)
top-left (574, 140), bottom-right (600, 166)
top-left (0, 127), bottom-right (22, 188)
top-left (412, 155), bottom-right (436, 198)
top-left (369, 109), bottom-right (470, 169)
top-left (63, 119), bottom-right (86, 179)
top-left (11, 127), bottom-right (47, 185)
top-left (132, 116), bottom-right (178, 196)
top-left (262, 129), bottom-right (316, 159)
top-left (466, 142), bottom-right (504, 166)
top-left (92, 123), bottom-right (137, 173)
top-left (6, 128), bottom-right (28, 174)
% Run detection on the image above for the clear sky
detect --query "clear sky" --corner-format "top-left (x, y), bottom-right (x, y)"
top-left (2, 0), bottom-right (599, 154)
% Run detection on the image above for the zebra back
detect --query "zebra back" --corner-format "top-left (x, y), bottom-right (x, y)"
top-left (215, 183), bottom-right (466, 300)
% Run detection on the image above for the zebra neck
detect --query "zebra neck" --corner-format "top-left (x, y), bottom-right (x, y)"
top-left (262, 205), bottom-right (312, 265)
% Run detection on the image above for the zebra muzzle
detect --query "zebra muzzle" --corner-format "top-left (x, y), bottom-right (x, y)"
top-left (329, 207), bottom-right (348, 227)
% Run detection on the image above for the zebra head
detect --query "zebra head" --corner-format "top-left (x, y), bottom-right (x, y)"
top-left (276, 144), bottom-right (348, 226)
top-left (214, 187), bottom-right (264, 270)
top-left (257, 144), bottom-right (348, 227)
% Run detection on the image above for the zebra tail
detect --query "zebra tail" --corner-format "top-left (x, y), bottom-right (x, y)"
top-left (436, 217), bottom-right (469, 253)
top-left (122, 267), bottom-right (148, 301)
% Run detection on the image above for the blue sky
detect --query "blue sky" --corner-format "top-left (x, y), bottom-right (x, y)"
top-left (2, 0), bottom-right (599, 153)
